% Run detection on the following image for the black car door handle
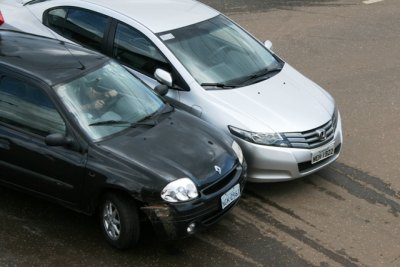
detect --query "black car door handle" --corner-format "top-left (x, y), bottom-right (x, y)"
top-left (0, 139), bottom-right (10, 150)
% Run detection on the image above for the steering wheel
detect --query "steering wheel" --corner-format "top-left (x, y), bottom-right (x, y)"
top-left (88, 94), bottom-right (121, 120)
top-left (102, 94), bottom-right (120, 109)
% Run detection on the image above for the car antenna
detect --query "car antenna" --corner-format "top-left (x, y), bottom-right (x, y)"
top-left (63, 45), bottom-right (86, 70)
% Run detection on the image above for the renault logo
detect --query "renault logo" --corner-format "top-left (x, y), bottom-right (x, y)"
top-left (214, 165), bottom-right (222, 175)
top-left (316, 129), bottom-right (327, 141)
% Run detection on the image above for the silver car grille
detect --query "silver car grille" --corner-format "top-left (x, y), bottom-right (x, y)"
top-left (281, 111), bottom-right (338, 149)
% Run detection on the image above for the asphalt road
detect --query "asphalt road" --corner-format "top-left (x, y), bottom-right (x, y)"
top-left (1, 0), bottom-right (400, 266)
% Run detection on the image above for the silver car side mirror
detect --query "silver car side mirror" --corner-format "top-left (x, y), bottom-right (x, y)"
top-left (264, 40), bottom-right (273, 50)
top-left (154, 68), bottom-right (173, 87)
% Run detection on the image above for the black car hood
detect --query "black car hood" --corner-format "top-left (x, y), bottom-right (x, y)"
top-left (98, 109), bottom-right (236, 188)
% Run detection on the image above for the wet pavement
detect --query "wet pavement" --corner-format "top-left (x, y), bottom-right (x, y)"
top-left (1, 162), bottom-right (399, 266)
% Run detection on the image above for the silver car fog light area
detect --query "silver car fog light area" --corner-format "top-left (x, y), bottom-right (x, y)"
top-left (161, 178), bottom-right (199, 203)
top-left (228, 126), bottom-right (290, 147)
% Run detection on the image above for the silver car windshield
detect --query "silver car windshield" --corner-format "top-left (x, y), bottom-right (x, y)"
top-left (159, 15), bottom-right (282, 88)
top-left (55, 61), bottom-right (164, 140)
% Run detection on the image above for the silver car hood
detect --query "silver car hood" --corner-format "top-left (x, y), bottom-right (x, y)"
top-left (207, 64), bottom-right (335, 133)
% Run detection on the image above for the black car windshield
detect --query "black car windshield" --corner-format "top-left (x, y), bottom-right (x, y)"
top-left (158, 15), bottom-right (282, 89)
top-left (55, 61), bottom-right (164, 140)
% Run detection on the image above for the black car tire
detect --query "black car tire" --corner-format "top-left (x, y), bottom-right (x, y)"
top-left (100, 192), bottom-right (140, 249)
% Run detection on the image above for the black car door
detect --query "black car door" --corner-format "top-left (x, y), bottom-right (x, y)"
top-left (0, 73), bottom-right (86, 206)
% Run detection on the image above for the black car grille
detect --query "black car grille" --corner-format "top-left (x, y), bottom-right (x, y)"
top-left (164, 163), bottom-right (245, 229)
top-left (281, 111), bottom-right (338, 149)
top-left (195, 163), bottom-right (245, 226)
top-left (202, 165), bottom-right (239, 196)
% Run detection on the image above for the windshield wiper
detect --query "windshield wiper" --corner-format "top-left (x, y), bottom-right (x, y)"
top-left (136, 111), bottom-right (157, 124)
top-left (89, 105), bottom-right (172, 127)
top-left (238, 67), bottom-right (282, 86)
top-left (89, 120), bottom-right (130, 126)
top-left (200, 83), bottom-right (239, 89)
top-left (130, 121), bottom-right (157, 128)
top-left (136, 104), bottom-right (174, 122)
top-left (89, 119), bottom-right (156, 127)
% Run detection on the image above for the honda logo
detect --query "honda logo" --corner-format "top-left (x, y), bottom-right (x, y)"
top-left (316, 129), bottom-right (327, 141)
top-left (214, 165), bottom-right (222, 175)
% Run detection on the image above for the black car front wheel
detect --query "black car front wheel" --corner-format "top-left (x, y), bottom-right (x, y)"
top-left (100, 193), bottom-right (140, 249)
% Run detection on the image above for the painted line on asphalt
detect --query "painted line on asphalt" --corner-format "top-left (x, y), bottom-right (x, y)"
top-left (363, 0), bottom-right (384, 4)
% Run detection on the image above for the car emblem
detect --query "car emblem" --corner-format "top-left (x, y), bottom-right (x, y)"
top-left (316, 129), bottom-right (327, 141)
top-left (214, 165), bottom-right (222, 175)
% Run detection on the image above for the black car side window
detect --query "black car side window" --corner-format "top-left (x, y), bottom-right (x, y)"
top-left (46, 7), bottom-right (108, 51)
top-left (113, 23), bottom-right (171, 78)
top-left (0, 76), bottom-right (66, 136)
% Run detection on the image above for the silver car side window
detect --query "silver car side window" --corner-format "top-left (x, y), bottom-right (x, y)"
top-left (46, 7), bottom-right (108, 52)
top-left (113, 22), bottom-right (170, 78)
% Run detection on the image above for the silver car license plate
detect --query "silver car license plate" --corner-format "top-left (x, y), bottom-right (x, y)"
top-left (221, 184), bottom-right (240, 209)
top-left (311, 143), bottom-right (335, 164)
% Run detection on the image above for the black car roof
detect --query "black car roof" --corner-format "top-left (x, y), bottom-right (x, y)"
top-left (0, 30), bottom-right (109, 86)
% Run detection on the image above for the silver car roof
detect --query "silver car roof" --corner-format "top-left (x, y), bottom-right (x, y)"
top-left (23, 0), bottom-right (219, 33)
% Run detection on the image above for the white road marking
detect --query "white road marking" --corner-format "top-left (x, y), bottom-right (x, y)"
top-left (363, 0), bottom-right (384, 4)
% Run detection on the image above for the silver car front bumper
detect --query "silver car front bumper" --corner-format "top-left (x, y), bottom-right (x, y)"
top-left (234, 114), bottom-right (343, 182)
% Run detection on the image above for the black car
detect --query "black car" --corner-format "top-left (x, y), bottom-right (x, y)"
top-left (0, 30), bottom-right (247, 249)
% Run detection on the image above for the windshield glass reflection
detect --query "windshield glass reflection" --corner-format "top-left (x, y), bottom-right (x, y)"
top-left (55, 61), bottom-right (164, 140)
top-left (159, 15), bottom-right (282, 88)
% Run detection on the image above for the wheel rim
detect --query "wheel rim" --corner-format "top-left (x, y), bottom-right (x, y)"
top-left (103, 200), bottom-right (121, 240)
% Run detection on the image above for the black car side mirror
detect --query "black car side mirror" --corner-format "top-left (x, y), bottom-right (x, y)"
top-left (154, 84), bottom-right (169, 96)
top-left (45, 133), bottom-right (74, 147)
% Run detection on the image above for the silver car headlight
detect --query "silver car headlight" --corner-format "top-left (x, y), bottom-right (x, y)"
top-left (232, 141), bottom-right (244, 165)
top-left (161, 178), bottom-right (199, 203)
top-left (228, 126), bottom-right (289, 147)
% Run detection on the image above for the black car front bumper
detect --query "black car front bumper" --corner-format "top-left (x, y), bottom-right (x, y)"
top-left (141, 162), bottom-right (247, 240)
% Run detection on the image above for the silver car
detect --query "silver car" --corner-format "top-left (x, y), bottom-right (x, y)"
top-left (0, 0), bottom-right (343, 182)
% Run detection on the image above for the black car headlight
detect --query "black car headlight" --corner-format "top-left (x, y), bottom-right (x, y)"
top-left (232, 141), bottom-right (244, 164)
top-left (161, 178), bottom-right (199, 202)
